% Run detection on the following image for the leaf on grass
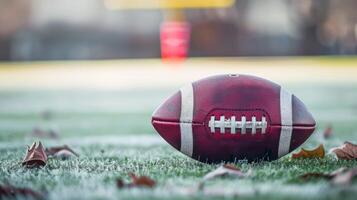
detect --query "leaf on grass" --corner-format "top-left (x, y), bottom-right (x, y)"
top-left (297, 168), bottom-right (351, 184)
top-left (198, 164), bottom-right (248, 190)
top-left (298, 172), bottom-right (332, 181)
top-left (298, 168), bottom-right (347, 181)
top-left (331, 167), bottom-right (357, 186)
top-left (128, 173), bottom-right (156, 188)
top-left (202, 164), bottom-right (247, 181)
top-left (45, 145), bottom-right (79, 159)
top-left (116, 179), bottom-right (125, 188)
top-left (291, 144), bottom-right (325, 159)
top-left (323, 124), bottom-right (333, 139)
top-left (22, 142), bottom-right (47, 168)
top-left (117, 173), bottom-right (156, 189)
top-left (330, 142), bottom-right (357, 160)
top-left (30, 127), bottom-right (59, 139)
top-left (0, 184), bottom-right (43, 199)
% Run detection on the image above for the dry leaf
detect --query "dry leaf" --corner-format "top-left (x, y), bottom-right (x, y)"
top-left (30, 127), bottom-right (59, 139)
top-left (298, 168), bottom-right (347, 181)
top-left (198, 164), bottom-right (248, 190)
top-left (330, 142), bottom-right (357, 160)
top-left (331, 167), bottom-right (357, 186)
top-left (22, 142), bottom-right (47, 168)
top-left (0, 184), bottom-right (43, 199)
top-left (323, 124), bottom-right (333, 139)
top-left (45, 145), bottom-right (79, 159)
top-left (297, 168), bottom-right (349, 183)
top-left (291, 144), bottom-right (325, 159)
top-left (117, 173), bottom-right (156, 189)
top-left (298, 172), bottom-right (332, 181)
top-left (128, 172), bottom-right (156, 188)
top-left (202, 164), bottom-right (246, 181)
top-left (116, 179), bottom-right (125, 188)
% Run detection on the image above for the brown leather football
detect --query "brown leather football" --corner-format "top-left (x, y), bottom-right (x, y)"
top-left (152, 74), bottom-right (315, 163)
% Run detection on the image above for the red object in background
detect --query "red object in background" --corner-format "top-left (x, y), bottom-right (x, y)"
top-left (152, 74), bottom-right (316, 163)
top-left (160, 21), bottom-right (190, 61)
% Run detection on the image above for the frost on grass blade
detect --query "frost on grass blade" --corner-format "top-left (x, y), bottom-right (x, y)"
top-left (22, 141), bottom-right (48, 168)
top-left (291, 144), bottom-right (325, 159)
top-left (330, 142), bottom-right (357, 160)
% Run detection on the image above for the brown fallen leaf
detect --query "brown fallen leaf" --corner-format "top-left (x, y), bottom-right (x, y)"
top-left (291, 144), bottom-right (325, 159)
top-left (0, 184), bottom-right (44, 199)
top-left (30, 127), bottom-right (59, 139)
top-left (331, 167), bottom-right (357, 186)
top-left (298, 168), bottom-right (348, 181)
top-left (202, 164), bottom-right (247, 181)
top-left (128, 172), bottom-right (156, 188)
top-left (298, 172), bottom-right (332, 181)
top-left (22, 142), bottom-right (47, 168)
top-left (198, 164), bottom-right (248, 190)
top-left (323, 124), bottom-right (333, 139)
top-left (116, 179), bottom-right (125, 188)
top-left (117, 173), bottom-right (156, 189)
top-left (298, 167), bottom-right (348, 184)
top-left (45, 145), bottom-right (79, 159)
top-left (330, 142), bottom-right (357, 160)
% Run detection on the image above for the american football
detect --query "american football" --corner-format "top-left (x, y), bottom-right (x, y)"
top-left (152, 74), bottom-right (316, 163)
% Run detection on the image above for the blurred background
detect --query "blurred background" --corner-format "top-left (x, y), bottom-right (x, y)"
top-left (0, 0), bottom-right (356, 61)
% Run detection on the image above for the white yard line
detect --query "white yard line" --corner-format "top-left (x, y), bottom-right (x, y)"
top-left (0, 58), bottom-right (356, 90)
top-left (0, 135), bottom-right (165, 149)
top-left (62, 134), bottom-right (165, 146)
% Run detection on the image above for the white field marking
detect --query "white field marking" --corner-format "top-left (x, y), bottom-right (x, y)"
top-left (278, 88), bottom-right (293, 158)
top-left (0, 59), bottom-right (357, 90)
top-left (63, 135), bottom-right (165, 146)
top-left (179, 83), bottom-right (194, 157)
top-left (0, 135), bottom-right (165, 149)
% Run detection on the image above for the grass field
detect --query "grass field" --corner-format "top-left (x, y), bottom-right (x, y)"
top-left (1, 57), bottom-right (357, 200)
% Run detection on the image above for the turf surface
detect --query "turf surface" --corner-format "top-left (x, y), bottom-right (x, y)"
top-left (1, 61), bottom-right (357, 200)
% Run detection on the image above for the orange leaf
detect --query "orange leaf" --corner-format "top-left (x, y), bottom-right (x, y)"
top-left (128, 173), bottom-right (156, 188)
top-left (291, 144), bottom-right (325, 159)
top-left (117, 173), bottom-right (156, 189)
